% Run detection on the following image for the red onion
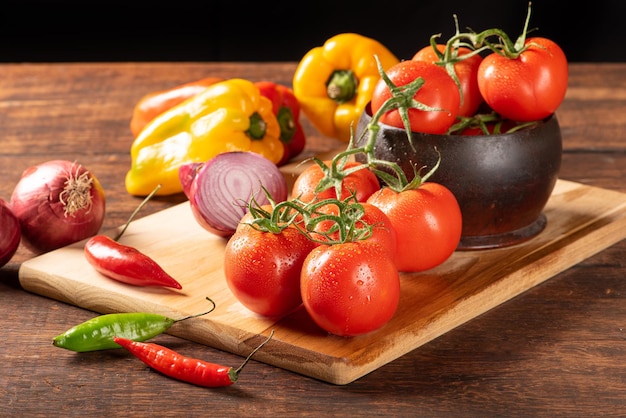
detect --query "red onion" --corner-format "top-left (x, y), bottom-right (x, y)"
top-left (0, 199), bottom-right (21, 267)
top-left (178, 162), bottom-right (204, 198)
top-left (10, 160), bottom-right (106, 254)
top-left (179, 152), bottom-right (288, 237)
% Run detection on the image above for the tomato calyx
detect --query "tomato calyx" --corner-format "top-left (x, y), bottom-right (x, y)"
top-left (326, 69), bottom-right (358, 104)
top-left (475, 2), bottom-right (537, 59)
top-left (448, 112), bottom-right (538, 135)
top-left (240, 184), bottom-right (377, 246)
top-left (424, 16), bottom-right (485, 109)
top-left (442, 2), bottom-right (537, 61)
top-left (448, 112), bottom-right (501, 134)
top-left (303, 196), bottom-right (375, 246)
top-left (421, 2), bottom-right (538, 67)
top-left (377, 149), bottom-right (442, 194)
top-left (305, 153), bottom-right (374, 199)
top-left (240, 189), bottom-right (300, 234)
top-left (308, 156), bottom-right (347, 197)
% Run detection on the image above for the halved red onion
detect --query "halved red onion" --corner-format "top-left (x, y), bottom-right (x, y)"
top-left (180, 152), bottom-right (287, 237)
top-left (10, 160), bottom-right (106, 254)
top-left (178, 162), bottom-right (204, 198)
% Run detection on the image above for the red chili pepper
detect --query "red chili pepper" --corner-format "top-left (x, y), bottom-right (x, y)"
top-left (84, 235), bottom-right (182, 289)
top-left (84, 184), bottom-right (182, 289)
top-left (113, 330), bottom-right (274, 387)
top-left (254, 81), bottom-right (306, 165)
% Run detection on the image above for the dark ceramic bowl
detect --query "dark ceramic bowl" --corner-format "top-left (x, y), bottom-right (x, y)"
top-left (354, 104), bottom-right (562, 250)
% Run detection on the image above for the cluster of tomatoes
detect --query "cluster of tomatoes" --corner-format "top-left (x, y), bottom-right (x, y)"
top-left (220, 8), bottom-right (568, 338)
top-left (372, 31), bottom-right (568, 136)
top-left (223, 158), bottom-right (462, 337)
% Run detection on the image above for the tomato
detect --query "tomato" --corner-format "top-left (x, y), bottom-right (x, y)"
top-left (459, 119), bottom-right (519, 136)
top-left (412, 44), bottom-right (483, 117)
top-left (477, 37), bottom-right (568, 122)
top-left (291, 160), bottom-right (380, 203)
top-left (367, 182), bottom-right (462, 272)
top-left (370, 60), bottom-right (461, 134)
top-left (310, 201), bottom-right (398, 263)
top-left (224, 211), bottom-right (318, 317)
top-left (300, 240), bottom-right (400, 337)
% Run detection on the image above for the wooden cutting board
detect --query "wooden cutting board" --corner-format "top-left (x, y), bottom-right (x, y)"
top-left (18, 177), bottom-right (626, 385)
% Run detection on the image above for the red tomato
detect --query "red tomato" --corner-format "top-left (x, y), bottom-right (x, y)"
top-left (367, 182), bottom-right (462, 272)
top-left (291, 160), bottom-right (380, 203)
top-left (310, 201), bottom-right (398, 263)
top-left (224, 212), bottom-right (318, 317)
top-left (412, 44), bottom-right (483, 117)
top-left (477, 37), bottom-right (568, 122)
top-left (300, 240), bottom-right (400, 337)
top-left (370, 60), bottom-right (461, 134)
top-left (459, 119), bottom-right (519, 136)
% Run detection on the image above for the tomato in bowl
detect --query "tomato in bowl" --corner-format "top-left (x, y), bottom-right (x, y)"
top-left (354, 104), bottom-right (562, 250)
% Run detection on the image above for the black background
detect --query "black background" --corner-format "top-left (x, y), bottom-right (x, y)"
top-left (2, 1), bottom-right (624, 63)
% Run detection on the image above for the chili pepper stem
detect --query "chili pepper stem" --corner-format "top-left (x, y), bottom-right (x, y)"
top-left (114, 184), bottom-right (162, 241)
top-left (176, 297), bottom-right (216, 321)
top-left (232, 330), bottom-right (275, 378)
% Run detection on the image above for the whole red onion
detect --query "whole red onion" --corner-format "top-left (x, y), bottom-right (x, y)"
top-left (0, 199), bottom-right (21, 267)
top-left (10, 160), bottom-right (106, 254)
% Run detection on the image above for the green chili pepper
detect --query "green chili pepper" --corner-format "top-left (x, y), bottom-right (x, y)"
top-left (52, 297), bottom-right (216, 352)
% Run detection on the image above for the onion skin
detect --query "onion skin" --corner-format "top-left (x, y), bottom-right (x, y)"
top-left (180, 152), bottom-right (288, 237)
top-left (178, 162), bottom-right (203, 198)
top-left (0, 199), bottom-right (21, 267)
top-left (10, 160), bottom-right (106, 254)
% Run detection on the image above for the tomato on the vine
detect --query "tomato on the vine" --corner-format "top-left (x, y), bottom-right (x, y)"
top-left (370, 60), bottom-right (461, 134)
top-left (367, 182), bottom-right (462, 272)
top-left (291, 160), bottom-right (380, 203)
top-left (477, 37), bottom-right (568, 122)
top-left (412, 44), bottom-right (483, 118)
top-left (224, 210), bottom-right (318, 317)
top-left (300, 239), bottom-right (400, 337)
top-left (310, 201), bottom-right (397, 263)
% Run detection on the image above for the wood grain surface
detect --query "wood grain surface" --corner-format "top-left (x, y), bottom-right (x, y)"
top-left (2, 62), bottom-right (626, 416)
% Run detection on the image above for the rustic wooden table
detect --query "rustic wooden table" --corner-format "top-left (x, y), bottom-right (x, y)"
top-left (1, 62), bottom-right (625, 417)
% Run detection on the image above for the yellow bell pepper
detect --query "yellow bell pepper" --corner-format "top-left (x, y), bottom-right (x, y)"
top-left (293, 33), bottom-right (399, 142)
top-left (125, 78), bottom-right (283, 196)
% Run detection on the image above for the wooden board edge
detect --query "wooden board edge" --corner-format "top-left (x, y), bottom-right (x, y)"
top-left (17, 179), bottom-right (626, 385)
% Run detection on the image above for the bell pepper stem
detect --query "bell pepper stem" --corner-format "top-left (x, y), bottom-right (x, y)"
top-left (326, 70), bottom-right (358, 104)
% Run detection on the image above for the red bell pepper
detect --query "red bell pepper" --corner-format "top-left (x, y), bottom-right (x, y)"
top-left (254, 81), bottom-right (306, 165)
